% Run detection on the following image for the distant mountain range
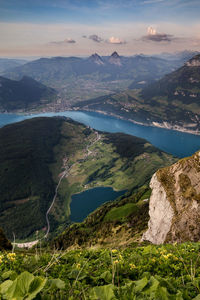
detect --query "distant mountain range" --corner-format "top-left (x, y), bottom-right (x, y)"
top-left (0, 76), bottom-right (57, 111)
top-left (154, 50), bottom-right (200, 62)
top-left (3, 52), bottom-right (183, 98)
top-left (74, 54), bottom-right (200, 134)
top-left (0, 58), bottom-right (27, 74)
top-left (1, 51), bottom-right (200, 132)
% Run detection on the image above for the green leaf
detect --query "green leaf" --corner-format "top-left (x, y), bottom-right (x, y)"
top-left (4, 271), bottom-right (46, 300)
top-left (6, 271), bottom-right (34, 299)
top-left (90, 284), bottom-right (116, 300)
top-left (148, 276), bottom-right (160, 293)
top-left (193, 295), bottom-right (200, 300)
top-left (47, 278), bottom-right (65, 290)
top-left (27, 276), bottom-right (47, 299)
top-left (0, 280), bottom-right (13, 295)
top-left (100, 271), bottom-right (112, 284)
top-left (2, 271), bottom-right (17, 281)
top-left (68, 269), bottom-right (86, 280)
top-left (155, 286), bottom-right (169, 300)
top-left (175, 291), bottom-right (184, 300)
top-left (134, 277), bottom-right (149, 293)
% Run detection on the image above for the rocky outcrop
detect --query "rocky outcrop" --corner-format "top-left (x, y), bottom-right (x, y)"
top-left (142, 150), bottom-right (200, 244)
top-left (142, 174), bottom-right (174, 244)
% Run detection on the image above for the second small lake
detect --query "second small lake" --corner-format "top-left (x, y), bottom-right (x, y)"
top-left (70, 187), bottom-right (125, 222)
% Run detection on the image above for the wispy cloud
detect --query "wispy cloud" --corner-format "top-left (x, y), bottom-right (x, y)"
top-left (49, 38), bottom-right (76, 45)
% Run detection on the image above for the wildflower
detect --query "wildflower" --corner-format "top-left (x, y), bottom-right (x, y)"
top-left (7, 253), bottom-right (16, 262)
top-left (129, 263), bottom-right (136, 270)
top-left (76, 263), bottom-right (81, 269)
top-left (119, 254), bottom-right (123, 260)
top-left (173, 256), bottom-right (178, 261)
top-left (114, 260), bottom-right (119, 264)
top-left (112, 249), bottom-right (118, 254)
top-left (0, 255), bottom-right (3, 264)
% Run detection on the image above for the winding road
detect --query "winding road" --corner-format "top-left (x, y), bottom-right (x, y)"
top-left (13, 130), bottom-right (101, 249)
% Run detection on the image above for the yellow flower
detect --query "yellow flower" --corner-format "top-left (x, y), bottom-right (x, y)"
top-left (129, 263), bottom-right (136, 270)
top-left (114, 260), bottom-right (119, 264)
top-left (7, 253), bottom-right (16, 262)
top-left (173, 256), bottom-right (178, 261)
top-left (76, 263), bottom-right (81, 269)
top-left (112, 249), bottom-right (118, 253)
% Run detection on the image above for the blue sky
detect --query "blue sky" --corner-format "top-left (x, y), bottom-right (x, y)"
top-left (0, 0), bottom-right (200, 57)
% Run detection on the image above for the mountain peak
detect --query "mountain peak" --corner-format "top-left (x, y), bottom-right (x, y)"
top-left (111, 51), bottom-right (120, 58)
top-left (89, 53), bottom-right (104, 65)
top-left (109, 51), bottom-right (121, 66)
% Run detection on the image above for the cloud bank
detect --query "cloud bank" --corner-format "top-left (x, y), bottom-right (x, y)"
top-left (142, 26), bottom-right (174, 42)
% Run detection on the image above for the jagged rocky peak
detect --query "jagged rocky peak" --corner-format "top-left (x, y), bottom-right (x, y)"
top-left (109, 51), bottom-right (121, 66)
top-left (186, 54), bottom-right (200, 67)
top-left (142, 150), bottom-right (200, 244)
top-left (111, 51), bottom-right (120, 58)
top-left (89, 53), bottom-right (104, 65)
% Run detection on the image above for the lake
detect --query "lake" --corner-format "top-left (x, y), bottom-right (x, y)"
top-left (0, 110), bottom-right (200, 158)
top-left (1, 110), bottom-right (200, 223)
top-left (70, 187), bottom-right (125, 223)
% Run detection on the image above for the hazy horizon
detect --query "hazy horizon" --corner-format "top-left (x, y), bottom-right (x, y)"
top-left (1, 0), bottom-right (200, 57)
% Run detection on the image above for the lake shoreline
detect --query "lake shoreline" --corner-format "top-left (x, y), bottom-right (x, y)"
top-left (75, 108), bottom-right (200, 136)
top-left (1, 107), bottom-right (199, 136)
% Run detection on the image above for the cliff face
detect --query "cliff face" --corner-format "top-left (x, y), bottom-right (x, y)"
top-left (142, 150), bottom-right (200, 244)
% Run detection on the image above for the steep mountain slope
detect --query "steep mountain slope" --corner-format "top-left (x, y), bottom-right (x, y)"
top-left (0, 76), bottom-right (57, 111)
top-left (75, 55), bottom-right (200, 133)
top-left (0, 117), bottom-right (175, 239)
top-left (141, 54), bottom-right (200, 130)
top-left (142, 150), bottom-right (200, 244)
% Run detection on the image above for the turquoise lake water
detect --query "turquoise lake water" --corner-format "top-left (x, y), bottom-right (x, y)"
top-left (0, 110), bottom-right (200, 158)
top-left (70, 187), bottom-right (125, 222)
